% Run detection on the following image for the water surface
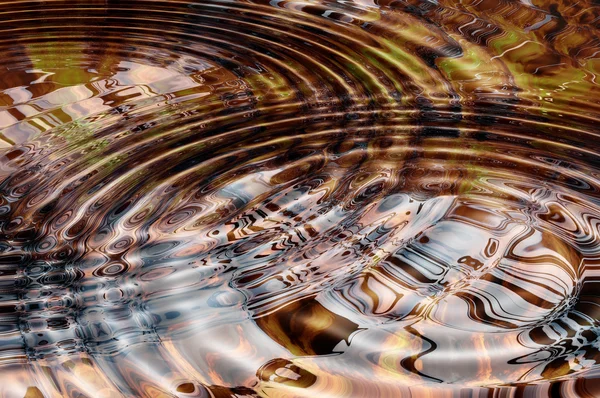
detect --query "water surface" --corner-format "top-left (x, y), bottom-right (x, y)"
top-left (1, 0), bottom-right (600, 397)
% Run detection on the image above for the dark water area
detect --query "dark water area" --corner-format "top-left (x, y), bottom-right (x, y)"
top-left (1, 0), bottom-right (600, 397)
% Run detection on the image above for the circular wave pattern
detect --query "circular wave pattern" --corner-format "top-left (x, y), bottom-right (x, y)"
top-left (1, 0), bottom-right (600, 397)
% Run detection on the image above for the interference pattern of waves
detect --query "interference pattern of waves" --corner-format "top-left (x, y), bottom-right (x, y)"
top-left (1, 0), bottom-right (600, 397)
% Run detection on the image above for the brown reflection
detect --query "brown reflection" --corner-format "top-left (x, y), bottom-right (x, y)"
top-left (257, 358), bottom-right (317, 389)
top-left (23, 387), bottom-right (44, 398)
top-left (255, 296), bottom-right (359, 356)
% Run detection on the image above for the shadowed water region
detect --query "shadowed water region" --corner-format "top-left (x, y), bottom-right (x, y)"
top-left (1, 0), bottom-right (600, 397)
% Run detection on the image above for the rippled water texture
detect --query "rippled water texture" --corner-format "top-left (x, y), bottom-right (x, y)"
top-left (2, 0), bottom-right (600, 397)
